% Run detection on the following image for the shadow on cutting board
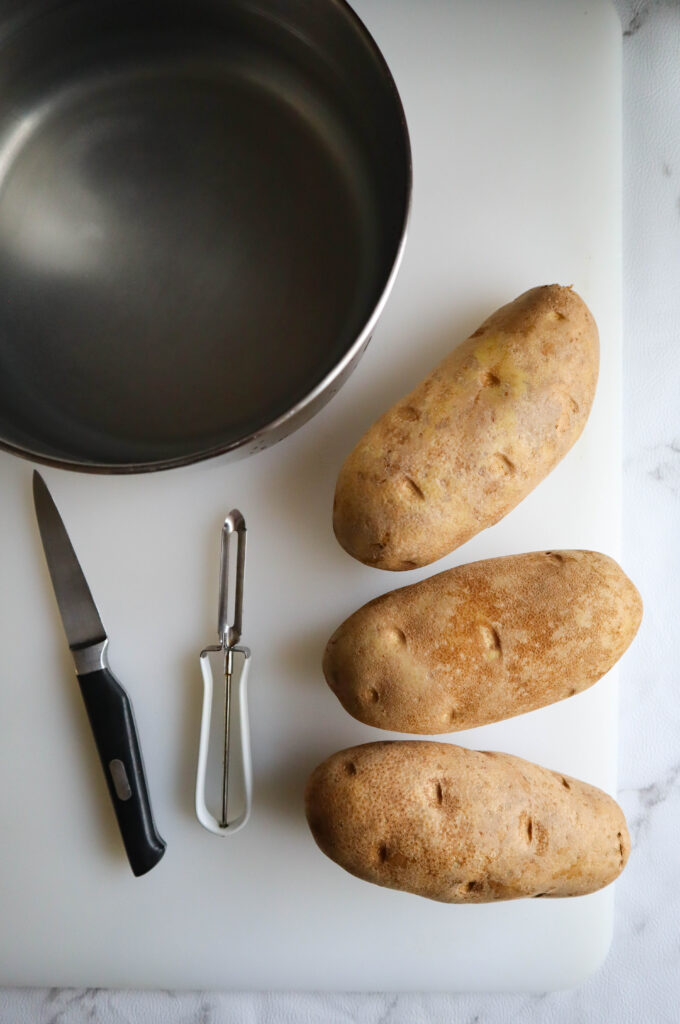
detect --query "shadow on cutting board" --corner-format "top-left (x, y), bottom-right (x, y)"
top-left (173, 650), bottom-right (205, 825)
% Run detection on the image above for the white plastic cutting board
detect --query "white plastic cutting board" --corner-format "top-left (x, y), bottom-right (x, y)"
top-left (0, 0), bottom-right (622, 991)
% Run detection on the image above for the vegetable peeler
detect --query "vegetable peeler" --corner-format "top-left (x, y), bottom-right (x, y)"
top-left (195, 511), bottom-right (252, 835)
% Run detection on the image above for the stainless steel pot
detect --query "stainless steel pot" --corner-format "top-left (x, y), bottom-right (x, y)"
top-left (0, 0), bottom-right (411, 472)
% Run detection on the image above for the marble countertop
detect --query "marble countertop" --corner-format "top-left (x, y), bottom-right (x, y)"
top-left (3, 1), bottom-right (678, 1020)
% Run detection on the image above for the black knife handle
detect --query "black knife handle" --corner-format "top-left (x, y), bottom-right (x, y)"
top-left (77, 667), bottom-right (166, 877)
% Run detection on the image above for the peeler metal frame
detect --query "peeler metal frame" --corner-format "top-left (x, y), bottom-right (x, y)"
top-left (195, 510), bottom-right (252, 836)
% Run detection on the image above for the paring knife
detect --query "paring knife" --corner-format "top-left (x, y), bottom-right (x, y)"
top-left (32, 471), bottom-right (166, 877)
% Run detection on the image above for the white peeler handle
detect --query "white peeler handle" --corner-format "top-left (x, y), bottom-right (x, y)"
top-left (196, 645), bottom-right (252, 835)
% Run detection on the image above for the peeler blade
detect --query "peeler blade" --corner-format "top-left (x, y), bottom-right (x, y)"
top-left (218, 511), bottom-right (246, 650)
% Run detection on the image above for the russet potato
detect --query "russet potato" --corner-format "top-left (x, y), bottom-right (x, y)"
top-left (323, 550), bottom-right (642, 733)
top-left (305, 741), bottom-right (630, 903)
top-left (333, 285), bottom-right (599, 570)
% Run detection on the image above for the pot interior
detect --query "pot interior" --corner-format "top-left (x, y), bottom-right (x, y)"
top-left (0, 0), bottom-right (409, 469)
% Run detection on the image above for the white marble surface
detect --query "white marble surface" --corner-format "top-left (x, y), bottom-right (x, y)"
top-left (2, 1), bottom-right (678, 1020)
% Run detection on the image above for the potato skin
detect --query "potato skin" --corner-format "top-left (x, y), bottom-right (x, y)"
top-left (333, 284), bottom-right (599, 570)
top-left (305, 741), bottom-right (630, 903)
top-left (323, 550), bottom-right (642, 734)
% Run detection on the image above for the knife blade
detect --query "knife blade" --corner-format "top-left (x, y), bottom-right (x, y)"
top-left (33, 471), bottom-right (166, 877)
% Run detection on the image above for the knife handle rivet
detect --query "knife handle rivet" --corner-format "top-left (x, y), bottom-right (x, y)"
top-left (109, 759), bottom-right (132, 801)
